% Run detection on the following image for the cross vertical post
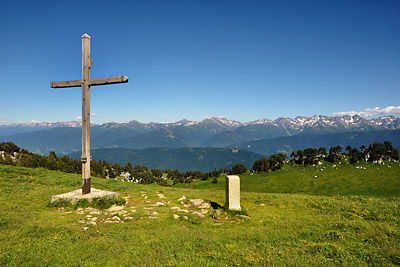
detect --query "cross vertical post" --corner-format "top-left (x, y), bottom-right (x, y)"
top-left (81, 34), bottom-right (91, 194)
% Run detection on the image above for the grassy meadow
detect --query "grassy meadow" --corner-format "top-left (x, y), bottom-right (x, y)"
top-left (0, 163), bottom-right (399, 266)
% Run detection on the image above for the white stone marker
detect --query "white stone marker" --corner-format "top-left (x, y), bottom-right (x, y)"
top-left (225, 175), bottom-right (241, 211)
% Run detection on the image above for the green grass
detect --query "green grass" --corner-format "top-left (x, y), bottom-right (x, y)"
top-left (176, 162), bottom-right (400, 197)
top-left (1, 164), bottom-right (399, 266)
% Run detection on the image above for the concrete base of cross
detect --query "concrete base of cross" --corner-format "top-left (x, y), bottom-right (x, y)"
top-left (51, 188), bottom-right (120, 204)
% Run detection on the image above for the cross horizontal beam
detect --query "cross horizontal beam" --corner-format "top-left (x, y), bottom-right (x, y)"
top-left (50, 75), bottom-right (129, 88)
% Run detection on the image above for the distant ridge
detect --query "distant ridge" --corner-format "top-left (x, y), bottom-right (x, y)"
top-left (1, 115), bottom-right (399, 156)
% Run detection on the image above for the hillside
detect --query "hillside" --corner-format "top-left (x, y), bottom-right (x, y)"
top-left (176, 162), bottom-right (400, 197)
top-left (1, 164), bottom-right (399, 265)
top-left (232, 129), bottom-right (400, 156)
top-left (69, 147), bottom-right (262, 172)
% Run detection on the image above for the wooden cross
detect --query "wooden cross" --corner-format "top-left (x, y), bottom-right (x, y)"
top-left (51, 33), bottom-right (128, 195)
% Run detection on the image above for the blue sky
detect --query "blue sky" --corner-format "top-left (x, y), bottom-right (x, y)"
top-left (1, 0), bottom-right (399, 124)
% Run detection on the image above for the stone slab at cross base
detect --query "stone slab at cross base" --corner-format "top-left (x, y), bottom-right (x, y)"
top-left (51, 188), bottom-right (120, 204)
top-left (225, 175), bottom-right (241, 211)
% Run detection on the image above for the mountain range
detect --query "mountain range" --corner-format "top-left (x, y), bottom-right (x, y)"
top-left (1, 115), bottom-right (399, 171)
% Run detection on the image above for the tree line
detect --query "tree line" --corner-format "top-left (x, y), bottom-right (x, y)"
top-left (0, 142), bottom-right (247, 186)
top-left (1, 141), bottom-right (398, 183)
top-left (251, 141), bottom-right (399, 173)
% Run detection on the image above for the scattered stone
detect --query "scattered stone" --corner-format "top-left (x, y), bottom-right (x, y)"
top-left (238, 215), bottom-right (251, 219)
top-left (112, 216), bottom-right (121, 221)
top-left (152, 202), bottom-right (166, 207)
top-left (178, 196), bottom-right (187, 201)
top-left (82, 227), bottom-right (89, 231)
top-left (216, 210), bottom-right (221, 215)
top-left (190, 199), bottom-right (204, 207)
top-left (144, 207), bottom-right (153, 210)
top-left (148, 216), bottom-right (158, 219)
top-left (85, 215), bottom-right (92, 219)
top-left (78, 220), bottom-right (85, 224)
top-left (260, 204), bottom-right (265, 207)
top-left (124, 216), bottom-right (133, 220)
top-left (198, 202), bottom-right (210, 209)
top-left (158, 193), bottom-right (166, 199)
top-left (131, 209), bottom-right (137, 213)
top-left (192, 211), bottom-right (205, 218)
top-left (77, 211), bottom-right (85, 215)
top-left (107, 205), bottom-right (124, 212)
top-left (200, 209), bottom-right (208, 215)
top-left (119, 210), bottom-right (128, 215)
top-left (89, 210), bottom-right (101, 215)
top-left (152, 211), bottom-right (159, 215)
top-left (183, 204), bottom-right (190, 208)
top-left (167, 201), bottom-right (172, 204)
top-left (87, 221), bottom-right (97, 225)
top-left (173, 214), bottom-right (180, 219)
top-left (179, 209), bottom-right (190, 213)
top-left (171, 206), bottom-right (180, 210)
top-left (90, 217), bottom-right (98, 222)
top-left (183, 216), bottom-right (188, 220)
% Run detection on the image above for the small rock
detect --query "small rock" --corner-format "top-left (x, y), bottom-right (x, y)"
top-left (90, 210), bottom-right (101, 215)
top-left (198, 202), bottom-right (210, 209)
top-left (183, 216), bottom-right (188, 220)
top-left (78, 220), bottom-right (85, 224)
top-left (192, 211), bottom-right (205, 218)
top-left (152, 211), bottom-right (158, 215)
top-left (148, 216), bottom-right (159, 219)
top-left (152, 202), bottom-right (166, 207)
top-left (107, 205), bottom-right (124, 212)
top-left (170, 206), bottom-right (180, 210)
top-left (260, 204), bottom-right (265, 207)
top-left (167, 201), bottom-right (172, 204)
top-left (190, 199), bottom-right (204, 207)
top-left (173, 214), bottom-right (180, 219)
top-left (239, 215), bottom-right (251, 219)
top-left (183, 204), bottom-right (190, 208)
top-left (158, 193), bottom-right (166, 199)
top-left (82, 227), bottom-right (89, 231)
top-left (124, 216), bottom-right (133, 220)
top-left (178, 196), bottom-right (187, 201)
top-left (179, 209), bottom-right (190, 213)
top-left (85, 215), bottom-right (92, 219)
top-left (131, 209), bottom-right (137, 213)
top-left (144, 207), bottom-right (153, 210)
top-left (112, 216), bottom-right (121, 221)
top-left (200, 209), bottom-right (208, 215)
top-left (87, 221), bottom-right (97, 225)
top-left (90, 217), bottom-right (97, 222)
top-left (216, 210), bottom-right (221, 215)
top-left (119, 210), bottom-right (128, 214)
